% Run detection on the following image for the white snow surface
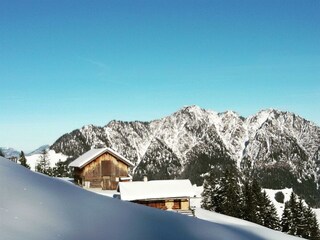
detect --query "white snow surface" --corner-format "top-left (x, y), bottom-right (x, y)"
top-left (118, 179), bottom-right (195, 201)
top-left (25, 149), bottom-right (68, 171)
top-left (0, 157), bottom-right (303, 240)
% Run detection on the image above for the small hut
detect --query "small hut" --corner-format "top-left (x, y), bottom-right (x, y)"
top-left (118, 179), bottom-right (195, 216)
top-left (69, 148), bottom-right (134, 190)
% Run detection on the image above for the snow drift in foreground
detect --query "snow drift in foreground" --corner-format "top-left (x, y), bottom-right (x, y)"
top-left (0, 157), bottom-right (301, 240)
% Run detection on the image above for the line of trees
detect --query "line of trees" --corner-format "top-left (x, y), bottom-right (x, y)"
top-left (282, 192), bottom-right (320, 239)
top-left (201, 164), bottom-right (320, 239)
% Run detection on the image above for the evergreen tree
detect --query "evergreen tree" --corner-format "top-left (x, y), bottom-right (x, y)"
top-left (202, 164), bottom-right (242, 218)
top-left (296, 197), bottom-right (307, 237)
top-left (281, 201), bottom-right (291, 233)
top-left (260, 191), bottom-right (280, 230)
top-left (18, 151), bottom-right (30, 169)
top-left (241, 181), bottom-right (257, 222)
top-left (288, 192), bottom-right (298, 236)
top-left (304, 206), bottom-right (320, 240)
top-left (241, 178), bottom-right (279, 229)
top-left (52, 159), bottom-right (69, 177)
top-left (202, 169), bottom-right (225, 213)
top-left (281, 192), bottom-right (320, 239)
top-left (201, 173), bottom-right (215, 211)
top-left (35, 149), bottom-right (52, 176)
top-left (220, 166), bottom-right (242, 218)
top-left (0, 148), bottom-right (4, 157)
top-left (251, 178), bottom-right (264, 225)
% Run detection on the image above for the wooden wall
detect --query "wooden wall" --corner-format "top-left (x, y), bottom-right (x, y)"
top-left (133, 198), bottom-right (190, 211)
top-left (74, 152), bottom-right (130, 190)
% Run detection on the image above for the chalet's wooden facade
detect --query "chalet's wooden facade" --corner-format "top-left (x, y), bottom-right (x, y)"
top-left (118, 180), bottom-right (195, 216)
top-left (133, 198), bottom-right (190, 211)
top-left (69, 148), bottom-right (134, 190)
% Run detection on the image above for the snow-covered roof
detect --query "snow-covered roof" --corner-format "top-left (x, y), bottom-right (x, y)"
top-left (118, 179), bottom-right (195, 201)
top-left (69, 147), bottom-right (134, 168)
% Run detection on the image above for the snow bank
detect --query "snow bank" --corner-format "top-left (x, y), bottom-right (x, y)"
top-left (0, 157), bottom-right (304, 240)
top-left (0, 157), bottom-right (266, 240)
top-left (195, 208), bottom-right (302, 240)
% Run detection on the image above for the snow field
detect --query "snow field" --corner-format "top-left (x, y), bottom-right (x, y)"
top-left (0, 157), bottom-right (302, 240)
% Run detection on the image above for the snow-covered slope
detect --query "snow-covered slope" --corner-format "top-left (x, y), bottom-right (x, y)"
top-left (0, 157), bottom-right (301, 240)
top-left (195, 208), bottom-right (302, 240)
top-left (25, 149), bottom-right (68, 171)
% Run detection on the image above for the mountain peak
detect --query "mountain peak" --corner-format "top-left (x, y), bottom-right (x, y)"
top-left (50, 105), bottom-right (320, 206)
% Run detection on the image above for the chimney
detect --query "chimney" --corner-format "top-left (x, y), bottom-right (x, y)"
top-left (143, 176), bottom-right (148, 182)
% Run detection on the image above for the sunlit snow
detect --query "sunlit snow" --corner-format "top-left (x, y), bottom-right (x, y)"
top-left (0, 157), bottom-right (302, 240)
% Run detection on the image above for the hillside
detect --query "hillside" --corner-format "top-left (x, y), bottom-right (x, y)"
top-left (50, 105), bottom-right (320, 205)
top-left (0, 157), bottom-right (302, 240)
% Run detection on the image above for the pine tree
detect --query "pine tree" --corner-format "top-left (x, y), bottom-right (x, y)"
top-left (281, 201), bottom-right (291, 233)
top-left (281, 192), bottom-right (299, 236)
top-left (18, 151), bottom-right (30, 169)
top-left (304, 206), bottom-right (320, 240)
top-left (288, 192), bottom-right (298, 236)
top-left (202, 164), bottom-right (242, 218)
top-left (201, 169), bottom-right (225, 213)
top-left (261, 191), bottom-right (280, 230)
top-left (220, 166), bottom-right (242, 218)
top-left (0, 148), bottom-right (4, 157)
top-left (35, 149), bottom-right (52, 176)
top-left (201, 174), bottom-right (215, 211)
top-left (52, 159), bottom-right (69, 177)
top-left (241, 181), bottom-right (257, 222)
top-left (251, 178), bottom-right (264, 225)
top-left (296, 197), bottom-right (307, 237)
top-left (280, 192), bottom-right (320, 239)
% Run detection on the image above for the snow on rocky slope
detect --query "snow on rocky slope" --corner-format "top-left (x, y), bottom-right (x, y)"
top-left (0, 157), bottom-right (302, 240)
top-left (51, 106), bottom-right (320, 186)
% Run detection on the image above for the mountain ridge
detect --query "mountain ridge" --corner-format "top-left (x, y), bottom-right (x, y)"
top-left (50, 105), bottom-right (320, 205)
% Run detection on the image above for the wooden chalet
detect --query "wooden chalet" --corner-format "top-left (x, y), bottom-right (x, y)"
top-left (69, 148), bottom-right (134, 190)
top-left (118, 179), bottom-right (195, 216)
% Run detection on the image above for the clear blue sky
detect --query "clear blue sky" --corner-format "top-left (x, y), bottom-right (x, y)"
top-left (0, 0), bottom-right (319, 151)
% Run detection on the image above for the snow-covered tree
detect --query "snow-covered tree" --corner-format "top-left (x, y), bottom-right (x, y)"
top-left (281, 192), bottom-right (320, 239)
top-left (241, 178), bottom-right (279, 229)
top-left (52, 159), bottom-right (69, 177)
top-left (260, 191), bottom-right (280, 230)
top-left (281, 192), bottom-right (298, 235)
top-left (241, 181), bottom-right (257, 222)
top-left (202, 164), bottom-right (242, 218)
top-left (219, 166), bottom-right (242, 218)
top-left (35, 149), bottom-right (52, 176)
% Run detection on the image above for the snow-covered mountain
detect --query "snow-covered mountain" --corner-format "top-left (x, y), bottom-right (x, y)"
top-left (0, 157), bottom-right (301, 240)
top-left (27, 144), bottom-right (50, 156)
top-left (0, 147), bottom-right (20, 158)
top-left (51, 105), bottom-right (320, 205)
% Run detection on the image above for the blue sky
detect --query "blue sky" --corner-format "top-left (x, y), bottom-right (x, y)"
top-left (0, 0), bottom-right (319, 151)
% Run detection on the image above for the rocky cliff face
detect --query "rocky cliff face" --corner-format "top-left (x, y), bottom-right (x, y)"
top-left (51, 105), bottom-right (320, 205)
